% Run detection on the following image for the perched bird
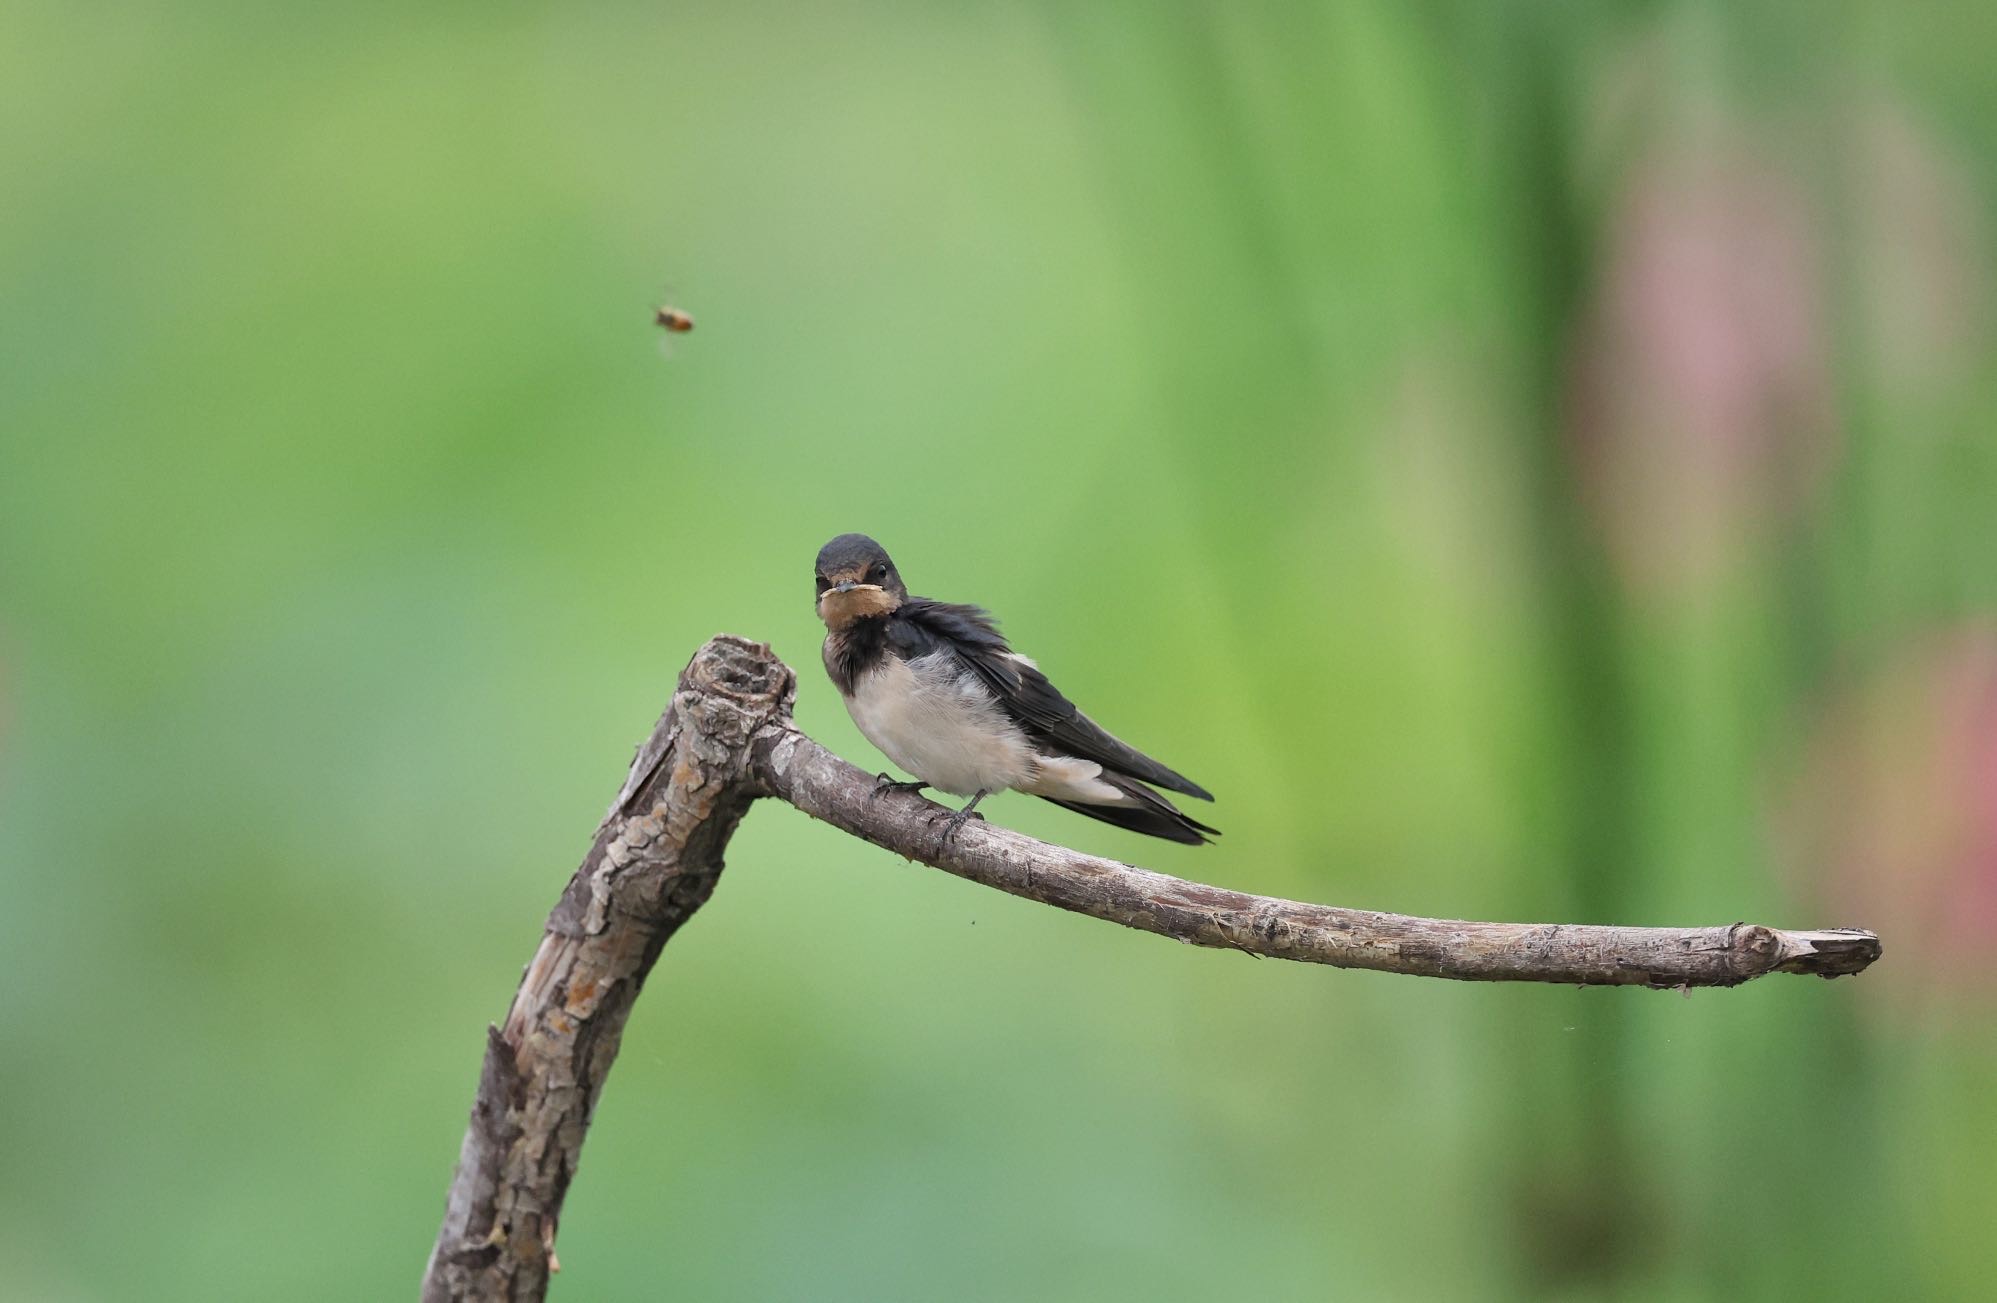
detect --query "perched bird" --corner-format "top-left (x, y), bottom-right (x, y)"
top-left (813, 533), bottom-right (1218, 845)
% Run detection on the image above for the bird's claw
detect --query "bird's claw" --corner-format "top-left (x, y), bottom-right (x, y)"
top-left (869, 773), bottom-right (929, 802)
top-left (934, 805), bottom-right (985, 851)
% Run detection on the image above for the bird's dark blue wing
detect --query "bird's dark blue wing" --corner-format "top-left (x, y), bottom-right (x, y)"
top-left (897, 597), bottom-right (1214, 802)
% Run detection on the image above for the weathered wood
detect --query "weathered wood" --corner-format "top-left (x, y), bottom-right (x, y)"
top-left (424, 634), bottom-right (1880, 1301)
top-left (421, 637), bottom-right (792, 1303)
top-left (753, 728), bottom-right (1878, 985)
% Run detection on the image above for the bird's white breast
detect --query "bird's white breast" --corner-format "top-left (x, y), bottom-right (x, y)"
top-left (844, 651), bottom-right (1035, 797)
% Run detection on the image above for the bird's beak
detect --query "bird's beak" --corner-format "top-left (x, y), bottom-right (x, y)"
top-left (817, 580), bottom-right (895, 628)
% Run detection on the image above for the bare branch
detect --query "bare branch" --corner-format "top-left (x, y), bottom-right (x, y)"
top-left (424, 635), bottom-right (1880, 1301)
top-left (753, 726), bottom-right (1878, 985)
top-left (421, 637), bottom-right (793, 1303)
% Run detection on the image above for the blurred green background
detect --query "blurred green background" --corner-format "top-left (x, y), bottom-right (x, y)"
top-left (4, 2), bottom-right (1994, 1299)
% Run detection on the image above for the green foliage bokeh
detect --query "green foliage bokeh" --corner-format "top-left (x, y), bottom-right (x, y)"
top-left (4, 3), bottom-right (1994, 1299)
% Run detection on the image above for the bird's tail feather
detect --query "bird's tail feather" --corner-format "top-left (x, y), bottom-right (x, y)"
top-left (1039, 771), bottom-right (1219, 846)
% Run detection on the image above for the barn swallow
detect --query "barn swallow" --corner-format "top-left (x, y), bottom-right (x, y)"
top-left (813, 534), bottom-right (1218, 845)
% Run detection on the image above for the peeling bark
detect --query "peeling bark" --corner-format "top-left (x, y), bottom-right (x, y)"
top-left (421, 637), bottom-right (792, 1303)
top-left (423, 635), bottom-right (1880, 1301)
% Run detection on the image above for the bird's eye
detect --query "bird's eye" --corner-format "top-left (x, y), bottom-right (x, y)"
top-left (870, 564), bottom-right (888, 583)
top-left (815, 575), bottom-right (830, 593)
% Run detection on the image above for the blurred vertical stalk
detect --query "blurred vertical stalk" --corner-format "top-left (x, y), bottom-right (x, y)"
top-left (1040, 0), bottom-right (1467, 827)
top-left (1483, 7), bottom-right (1653, 1291)
top-left (1047, 0), bottom-right (1655, 1290)
top-left (1039, 0), bottom-right (1324, 575)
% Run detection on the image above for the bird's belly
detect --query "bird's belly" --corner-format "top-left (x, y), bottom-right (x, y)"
top-left (845, 653), bottom-right (1034, 796)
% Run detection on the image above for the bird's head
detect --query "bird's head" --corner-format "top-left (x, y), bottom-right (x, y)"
top-left (814, 533), bottom-right (906, 629)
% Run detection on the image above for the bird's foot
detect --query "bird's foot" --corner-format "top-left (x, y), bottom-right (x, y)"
top-left (870, 773), bottom-right (929, 802)
top-left (934, 791), bottom-right (988, 851)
